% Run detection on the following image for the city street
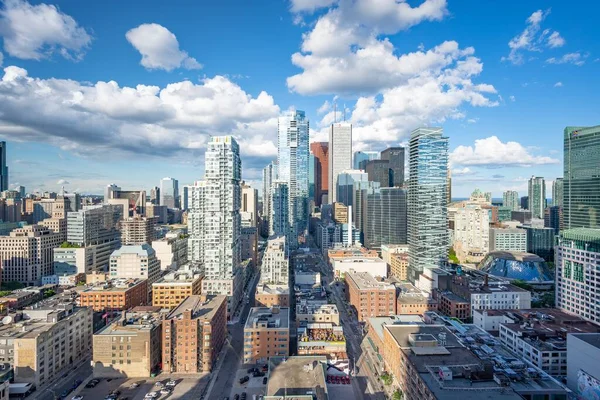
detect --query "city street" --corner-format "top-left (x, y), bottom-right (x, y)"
top-left (29, 357), bottom-right (92, 400)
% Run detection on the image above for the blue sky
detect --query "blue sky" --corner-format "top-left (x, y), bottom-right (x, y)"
top-left (0, 0), bottom-right (598, 197)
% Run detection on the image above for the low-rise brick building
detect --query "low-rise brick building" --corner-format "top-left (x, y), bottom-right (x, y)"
top-left (345, 271), bottom-right (396, 322)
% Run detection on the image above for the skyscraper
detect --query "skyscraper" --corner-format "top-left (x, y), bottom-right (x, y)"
top-left (0, 142), bottom-right (8, 192)
top-left (408, 127), bottom-right (449, 281)
top-left (364, 187), bottom-right (408, 251)
top-left (336, 170), bottom-right (368, 209)
top-left (104, 184), bottom-right (120, 203)
top-left (308, 152), bottom-right (315, 204)
top-left (353, 151), bottom-right (379, 170)
top-left (564, 125), bottom-right (600, 229)
top-left (328, 122), bottom-right (352, 204)
top-left (270, 181), bottom-right (289, 237)
top-left (365, 160), bottom-right (391, 188)
top-left (160, 177), bottom-right (179, 209)
top-left (278, 110), bottom-right (309, 247)
top-left (181, 185), bottom-right (190, 210)
top-left (552, 178), bottom-right (563, 207)
top-left (241, 181), bottom-right (258, 228)
top-left (262, 161), bottom-right (276, 225)
top-left (188, 136), bottom-right (242, 315)
top-left (528, 176), bottom-right (546, 219)
top-left (310, 142), bottom-right (328, 206)
top-left (150, 186), bottom-right (160, 205)
top-left (503, 190), bottom-right (520, 211)
top-left (380, 147), bottom-right (405, 187)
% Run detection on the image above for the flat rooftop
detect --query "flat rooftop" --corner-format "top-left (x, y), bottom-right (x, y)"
top-left (345, 271), bottom-right (394, 290)
top-left (367, 315), bottom-right (425, 342)
top-left (396, 283), bottom-right (433, 304)
top-left (296, 303), bottom-right (338, 316)
top-left (267, 356), bottom-right (328, 400)
top-left (96, 308), bottom-right (165, 335)
top-left (166, 294), bottom-right (226, 321)
top-left (257, 284), bottom-right (290, 295)
top-left (153, 271), bottom-right (202, 285)
top-left (83, 278), bottom-right (146, 292)
top-left (246, 307), bottom-right (290, 329)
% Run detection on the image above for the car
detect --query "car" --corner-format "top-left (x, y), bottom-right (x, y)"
top-left (160, 389), bottom-right (171, 395)
top-left (154, 382), bottom-right (164, 388)
top-left (106, 379), bottom-right (113, 382)
top-left (240, 393), bottom-right (247, 400)
top-left (261, 365), bottom-right (268, 372)
top-left (239, 376), bottom-right (249, 384)
top-left (165, 380), bottom-right (176, 387)
top-left (60, 389), bottom-right (72, 398)
top-left (129, 383), bottom-right (139, 389)
top-left (111, 391), bottom-right (121, 397)
top-left (73, 396), bottom-right (84, 400)
top-left (247, 367), bottom-right (256, 374)
top-left (262, 377), bottom-right (267, 385)
top-left (144, 392), bottom-right (159, 399)
top-left (85, 382), bottom-right (97, 389)
top-left (234, 395), bottom-right (239, 400)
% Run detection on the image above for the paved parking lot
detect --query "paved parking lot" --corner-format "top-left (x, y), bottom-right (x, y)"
top-left (71, 375), bottom-right (210, 400)
top-left (229, 369), bottom-right (267, 400)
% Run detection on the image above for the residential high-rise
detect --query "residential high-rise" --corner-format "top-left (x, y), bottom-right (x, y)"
top-left (365, 159), bottom-right (390, 188)
top-left (364, 188), bottom-right (407, 251)
top-left (120, 216), bottom-right (156, 245)
top-left (556, 228), bottom-right (600, 324)
top-left (181, 185), bottom-right (190, 210)
top-left (353, 150), bottom-right (379, 170)
top-left (564, 126), bottom-right (600, 229)
top-left (0, 142), bottom-right (7, 192)
top-left (503, 190), bottom-right (520, 211)
top-left (162, 295), bottom-right (228, 373)
top-left (160, 177), bottom-right (179, 209)
top-left (552, 178), bottom-right (564, 207)
top-left (262, 161), bottom-right (276, 226)
top-left (260, 236), bottom-right (288, 285)
top-left (278, 110), bottom-right (309, 246)
top-left (528, 176), bottom-right (546, 219)
top-left (150, 186), bottom-right (160, 205)
top-left (152, 271), bottom-right (203, 309)
top-left (328, 122), bottom-right (352, 204)
top-left (243, 307), bottom-right (290, 364)
top-left (109, 244), bottom-right (161, 288)
top-left (453, 204), bottom-right (490, 263)
top-left (380, 147), bottom-right (405, 187)
top-left (408, 127), bottom-right (449, 281)
top-left (310, 142), bottom-right (328, 206)
top-left (188, 136), bottom-right (242, 316)
top-left (269, 181), bottom-right (289, 237)
top-left (241, 181), bottom-right (258, 228)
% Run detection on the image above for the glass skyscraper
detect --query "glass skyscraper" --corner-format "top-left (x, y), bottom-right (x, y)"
top-left (503, 190), bottom-right (520, 211)
top-left (528, 176), bottom-right (546, 219)
top-left (160, 177), bottom-right (179, 209)
top-left (552, 177), bottom-right (563, 207)
top-left (353, 150), bottom-right (379, 170)
top-left (564, 125), bottom-right (600, 229)
top-left (0, 142), bottom-right (7, 192)
top-left (408, 127), bottom-right (449, 281)
top-left (364, 187), bottom-right (407, 251)
top-left (277, 110), bottom-right (309, 247)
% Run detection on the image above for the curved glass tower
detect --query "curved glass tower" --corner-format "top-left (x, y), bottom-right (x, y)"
top-left (408, 127), bottom-right (449, 281)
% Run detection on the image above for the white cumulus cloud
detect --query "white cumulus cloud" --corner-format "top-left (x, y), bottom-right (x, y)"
top-left (126, 23), bottom-right (202, 71)
top-left (0, 66), bottom-right (280, 161)
top-left (450, 136), bottom-right (560, 167)
top-left (0, 0), bottom-right (92, 60)
top-left (546, 52), bottom-right (587, 66)
top-left (290, 0), bottom-right (337, 13)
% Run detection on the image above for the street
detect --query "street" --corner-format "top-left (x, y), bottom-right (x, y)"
top-left (29, 357), bottom-right (92, 400)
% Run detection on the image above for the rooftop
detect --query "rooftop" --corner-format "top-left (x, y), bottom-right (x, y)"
top-left (296, 303), bottom-right (338, 316)
top-left (481, 250), bottom-right (544, 262)
top-left (152, 271), bottom-right (202, 285)
top-left (560, 228), bottom-right (600, 244)
top-left (83, 278), bottom-right (146, 292)
top-left (345, 271), bottom-right (394, 290)
top-left (396, 283), bottom-right (433, 304)
top-left (246, 307), bottom-right (290, 330)
top-left (257, 284), bottom-right (290, 295)
top-left (367, 315), bottom-right (425, 342)
top-left (166, 294), bottom-right (227, 321)
top-left (266, 356), bottom-right (328, 400)
top-left (96, 308), bottom-right (166, 335)
top-left (111, 244), bottom-right (155, 258)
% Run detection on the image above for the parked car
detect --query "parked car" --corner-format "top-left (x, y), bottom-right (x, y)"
top-left (144, 392), bottom-right (159, 399)
top-left (234, 395), bottom-right (239, 400)
top-left (73, 396), bottom-right (84, 400)
top-left (252, 371), bottom-right (264, 378)
top-left (166, 380), bottom-right (176, 388)
top-left (239, 376), bottom-right (249, 384)
top-left (247, 367), bottom-right (256, 374)
top-left (241, 393), bottom-right (247, 400)
top-left (160, 389), bottom-right (171, 395)
top-left (129, 383), bottom-right (139, 389)
top-left (60, 389), bottom-right (72, 399)
top-left (262, 377), bottom-right (267, 385)
top-left (85, 382), bottom-right (97, 389)
top-left (261, 365), bottom-right (268, 372)
top-left (154, 382), bottom-right (164, 388)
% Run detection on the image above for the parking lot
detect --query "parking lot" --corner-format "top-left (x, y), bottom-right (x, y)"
top-left (70, 375), bottom-right (210, 400)
top-left (229, 368), bottom-right (267, 400)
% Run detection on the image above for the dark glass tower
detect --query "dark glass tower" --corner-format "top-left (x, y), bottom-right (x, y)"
top-left (0, 142), bottom-right (8, 192)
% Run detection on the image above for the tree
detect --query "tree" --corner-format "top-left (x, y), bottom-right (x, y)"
top-left (0, 291), bottom-right (12, 297)
top-left (448, 247), bottom-right (459, 264)
top-left (1, 281), bottom-right (25, 291)
top-left (392, 390), bottom-right (403, 400)
top-left (43, 290), bottom-right (56, 298)
top-left (381, 372), bottom-right (393, 386)
top-left (511, 279), bottom-right (532, 291)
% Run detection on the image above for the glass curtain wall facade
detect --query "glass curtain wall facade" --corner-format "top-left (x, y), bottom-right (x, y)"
top-left (528, 176), bottom-right (546, 219)
top-left (408, 127), bottom-right (449, 281)
top-left (564, 126), bottom-right (600, 229)
top-left (364, 188), bottom-right (407, 251)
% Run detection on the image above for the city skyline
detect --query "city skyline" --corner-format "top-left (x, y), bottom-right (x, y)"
top-left (0, 1), bottom-right (595, 196)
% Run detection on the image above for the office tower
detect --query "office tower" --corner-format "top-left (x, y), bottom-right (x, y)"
top-left (453, 204), bottom-right (490, 263)
top-left (328, 122), bottom-right (352, 204)
top-left (364, 187), bottom-right (407, 251)
top-left (564, 126), bottom-right (600, 229)
top-left (521, 226), bottom-right (554, 261)
top-left (308, 152), bottom-right (315, 204)
top-left (408, 127), bottom-right (449, 281)
top-left (17, 186), bottom-right (25, 198)
top-left (150, 186), bottom-right (160, 205)
top-left (552, 178), bottom-right (564, 207)
top-left (556, 229), bottom-right (600, 324)
top-left (520, 196), bottom-right (529, 210)
top-left (366, 160), bottom-right (391, 187)
top-left (109, 244), bottom-right (161, 292)
top-left (545, 206), bottom-right (563, 234)
top-left (67, 204), bottom-right (123, 270)
top-left (181, 185), bottom-right (189, 210)
top-left (188, 136), bottom-right (242, 315)
top-left (278, 110), bottom-right (309, 245)
top-left (488, 228), bottom-right (527, 252)
top-left (447, 169), bottom-right (452, 204)
top-left (33, 199), bottom-right (55, 223)
top-left (353, 180), bottom-right (380, 242)
top-left (260, 236), bottom-right (288, 285)
top-left (162, 295), bottom-right (227, 373)
top-left (503, 190), bottom-right (520, 211)
top-left (104, 184), bottom-right (120, 203)
top-left (270, 181), bottom-right (289, 237)
top-left (381, 147), bottom-right (405, 187)
top-left (0, 142), bottom-right (7, 192)
top-left (354, 151), bottom-right (379, 170)
top-left (336, 169), bottom-right (368, 209)
top-left (241, 181), bottom-right (258, 228)
top-left (160, 177), bottom-right (179, 209)
top-left (310, 142), bottom-right (328, 207)
top-left (120, 216), bottom-right (156, 245)
top-left (528, 176), bottom-right (546, 219)
top-left (0, 225), bottom-right (62, 285)
top-left (262, 161), bottom-right (276, 226)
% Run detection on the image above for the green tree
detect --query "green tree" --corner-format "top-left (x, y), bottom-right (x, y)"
top-left (381, 373), bottom-right (393, 386)
top-left (0, 291), bottom-right (12, 297)
top-left (448, 247), bottom-right (459, 264)
top-left (43, 290), bottom-right (56, 298)
top-left (1, 281), bottom-right (25, 291)
top-left (60, 242), bottom-right (81, 248)
top-left (392, 390), bottom-right (403, 400)
top-left (511, 279), bottom-right (532, 291)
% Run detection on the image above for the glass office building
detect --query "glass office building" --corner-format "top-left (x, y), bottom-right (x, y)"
top-left (564, 125), bottom-right (600, 229)
top-left (408, 127), bottom-right (449, 281)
